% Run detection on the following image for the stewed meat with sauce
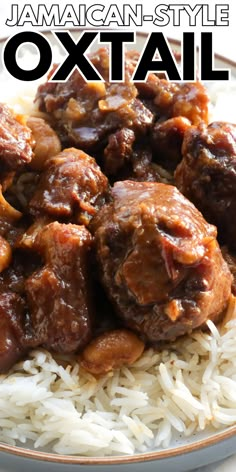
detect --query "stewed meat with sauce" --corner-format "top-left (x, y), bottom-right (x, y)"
top-left (104, 134), bottom-right (173, 183)
top-left (0, 104), bottom-right (33, 170)
top-left (0, 104), bottom-right (33, 189)
top-left (0, 250), bottom-right (40, 373)
top-left (0, 221), bottom-right (95, 371)
top-left (92, 181), bottom-right (231, 343)
top-left (25, 222), bottom-right (94, 353)
top-left (35, 48), bottom-right (209, 181)
top-left (29, 148), bottom-right (109, 226)
top-left (0, 47), bottom-right (233, 374)
top-left (103, 128), bottom-right (135, 176)
top-left (0, 105), bottom-right (36, 215)
top-left (36, 49), bottom-right (153, 154)
top-left (175, 122), bottom-right (236, 249)
top-left (0, 292), bottom-right (26, 372)
top-left (131, 148), bottom-right (173, 183)
top-left (137, 78), bottom-right (209, 125)
top-left (27, 116), bottom-right (61, 171)
top-left (151, 117), bottom-right (192, 171)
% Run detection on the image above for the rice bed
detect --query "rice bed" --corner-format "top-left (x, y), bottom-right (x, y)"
top-left (1, 312), bottom-right (236, 456)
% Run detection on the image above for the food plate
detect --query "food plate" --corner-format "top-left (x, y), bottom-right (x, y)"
top-left (0, 30), bottom-right (236, 472)
top-left (0, 426), bottom-right (236, 472)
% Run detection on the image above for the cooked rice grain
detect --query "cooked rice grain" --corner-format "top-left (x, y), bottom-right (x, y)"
top-left (1, 309), bottom-right (236, 455)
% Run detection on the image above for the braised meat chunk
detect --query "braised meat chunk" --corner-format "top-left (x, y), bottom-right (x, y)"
top-left (29, 148), bottom-right (109, 226)
top-left (35, 49), bottom-right (210, 183)
top-left (0, 48), bottom-right (230, 375)
top-left (153, 81), bottom-right (209, 124)
top-left (0, 246), bottom-right (45, 373)
top-left (175, 122), bottom-right (236, 249)
top-left (92, 181), bottom-right (231, 343)
top-left (151, 117), bottom-right (191, 171)
top-left (25, 222), bottom-right (94, 353)
top-left (27, 116), bottom-right (61, 171)
top-left (0, 104), bottom-right (33, 176)
top-left (137, 78), bottom-right (209, 125)
top-left (36, 48), bottom-right (153, 154)
top-left (131, 149), bottom-right (173, 183)
top-left (103, 128), bottom-right (135, 176)
top-left (0, 292), bottom-right (26, 372)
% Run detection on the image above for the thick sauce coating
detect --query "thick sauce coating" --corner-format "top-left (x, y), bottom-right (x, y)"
top-left (29, 148), bottom-right (109, 226)
top-left (36, 49), bottom-right (209, 180)
top-left (175, 122), bottom-right (236, 249)
top-left (137, 77), bottom-right (209, 125)
top-left (0, 50), bottom-right (232, 374)
top-left (151, 117), bottom-right (191, 171)
top-left (0, 221), bottom-right (96, 369)
top-left (0, 105), bottom-right (39, 213)
top-left (36, 49), bottom-right (153, 153)
top-left (0, 292), bottom-right (26, 372)
top-left (131, 149), bottom-right (173, 183)
top-left (27, 116), bottom-right (61, 170)
top-left (0, 104), bottom-right (33, 174)
top-left (0, 251), bottom-right (45, 373)
top-left (25, 222), bottom-right (94, 353)
top-left (92, 181), bottom-right (231, 343)
top-left (104, 128), bottom-right (135, 176)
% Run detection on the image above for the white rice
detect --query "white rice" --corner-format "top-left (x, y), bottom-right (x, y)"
top-left (0, 45), bottom-right (64, 115)
top-left (0, 47), bottom-right (236, 456)
top-left (1, 307), bottom-right (236, 455)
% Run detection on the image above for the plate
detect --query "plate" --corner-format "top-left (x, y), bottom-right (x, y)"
top-left (0, 29), bottom-right (236, 472)
top-left (1, 426), bottom-right (236, 472)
